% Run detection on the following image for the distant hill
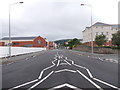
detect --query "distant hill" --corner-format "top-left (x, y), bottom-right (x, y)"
top-left (54, 39), bottom-right (72, 45)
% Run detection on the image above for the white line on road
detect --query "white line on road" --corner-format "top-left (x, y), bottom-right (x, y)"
top-left (48, 83), bottom-right (82, 90)
top-left (55, 69), bottom-right (77, 73)
top-left (64, 60), bottom-right (71, 65)
top-left (57, 60), bottom-right (60, 66)
top-left (86, 69), bottom-right (93, 78)
top-left (28, 71), bottom-right (54, 90)
top-left (73, 63), bottom-right (86, 69)
top-left (77, 70), bottom-right (103, 90)
top-left (38, 70), bottom-right (44, 79)
top-left (93, 78), bottom-right (120, 90)
top-left (43, 65), bottom-right (55, 71)
top-left (8, 79), bottom-right (38, 90)
top-left (66, 59), bottom-right (74, 64)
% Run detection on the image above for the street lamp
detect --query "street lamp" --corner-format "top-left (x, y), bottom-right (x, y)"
top-left (9, 2), bottom-right (23, 57)
top-left (80, 4), bottom-right (94, 55)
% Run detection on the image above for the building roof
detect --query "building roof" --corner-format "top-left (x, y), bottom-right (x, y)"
top-left (111, 24), bottom-right (120, 28)
top-left (1, 36), bottom-right (37, 40)
top-left (93, 22), bottom-right (110, 26)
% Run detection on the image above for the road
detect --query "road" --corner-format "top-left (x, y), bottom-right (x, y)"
top-left (2, 49), bottom-right (119, 90)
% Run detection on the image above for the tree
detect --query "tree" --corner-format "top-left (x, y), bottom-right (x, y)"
top-left (95, 35), bottom-right (107, 46)
top-left (67, 38), bottom-right (81, 49)
top-left (112, 31), bottom-right (120, 46)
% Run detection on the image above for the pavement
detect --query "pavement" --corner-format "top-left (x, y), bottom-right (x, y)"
top-left (69, 50), bottom-right (119, 64)
top-left (2, 49), bottom-right (119, 90)
top-left (0, 50), bottom-right (47, 65)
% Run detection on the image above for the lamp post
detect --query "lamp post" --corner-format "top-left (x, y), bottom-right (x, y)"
top-left (9, 2), bottom-right (23, 57)
top-left (80, 4), bottom-right (94, 55)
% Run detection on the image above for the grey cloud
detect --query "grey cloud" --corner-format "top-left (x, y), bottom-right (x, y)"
top-left (2, 2), bottom-right (94, 41)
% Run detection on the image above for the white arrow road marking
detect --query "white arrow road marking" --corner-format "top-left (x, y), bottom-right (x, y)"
top-left (28, 71), bottom-right (54, 90)
top-left (77, 70), bottom-right (103, 90)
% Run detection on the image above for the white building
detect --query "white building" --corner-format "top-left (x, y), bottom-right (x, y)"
top-left (82, 22), bottom-right (119, 43)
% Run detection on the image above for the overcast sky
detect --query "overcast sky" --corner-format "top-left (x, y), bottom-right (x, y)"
top-left (0, 0), bottom-right (119, 41)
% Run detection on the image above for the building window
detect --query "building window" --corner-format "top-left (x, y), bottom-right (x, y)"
top-left (38, 40), bottom-right (41, 45)
top-left (101, 32), bottom-right (104, 35)
top-left (106, 32), bottom-right (108, 35)
top-left (96, 32), bottom-right (99, 35)
top-left (46, 42), bottom-right (48, 46)
top-left (13, 42), bottom-right (19, 45)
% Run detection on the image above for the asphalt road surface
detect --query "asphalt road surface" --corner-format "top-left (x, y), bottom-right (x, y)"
top-left (2, 49), bottom-right (119, 90)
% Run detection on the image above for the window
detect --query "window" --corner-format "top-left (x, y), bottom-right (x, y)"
top-left (38, 40), bottom-right (41, 45)
top-left (106, 32), bottom-right (108, 35)
top-left (46, 42), bottom-right (48, 46)
top-left (96, 32), bottom-right (99, 35)
top-left (101, 32), bottom-right (104, 35)
top-left (13, 42), bottom-right (19, 45)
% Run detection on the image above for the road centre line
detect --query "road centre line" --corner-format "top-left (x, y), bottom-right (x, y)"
top-left (55, 69), bottom-right (77, 73)
top-left (28, 71), bottom-right (54, 90)
top-left (93, 78), bottom-right (120, 90)
top-left (77, 70), bottom-right (103, 90)
top-left (8, 79), bottom-right (38, 90)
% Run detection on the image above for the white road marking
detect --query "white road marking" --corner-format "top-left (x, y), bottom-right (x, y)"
top-left (28, 71), bottom-right (54, 90)
top-left (43, 65), bottom-right (55, 71)
top-left (32, 55), bottom-right (36, 58)
top-left (73, 63), bottom-right (86, 69)
top-left (8, 52), bottom-right (119, 90)
top-left (38, 70), bottom-right (44, 79)
top-left (48, 83), bottom-right (82, 90)
top-left (59, 63), bottom-right (68, 65)
top-left (25, 58), bottom-right (29, 60)
top-left (55, 69), bottom-right (77, 73)
top-left (8, 79), bottom-right (38, 90)
top-left (57, 60), bottom-right (60, 66)
top-left (93, 78), bottom-right (120, 90)
top-left (86, 69), bottom-right (93, 78)
top-left (7, 62), bottom-right (14, 65)
top-left (77, 70), bottom-right (103, 90)
top-left (64, 60), bottom-right (71, 65)
top-left (66, 59), bottom-right (74, 64)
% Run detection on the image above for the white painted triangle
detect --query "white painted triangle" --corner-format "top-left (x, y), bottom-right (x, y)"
top-left (48, 83), bottom-right (82, 90)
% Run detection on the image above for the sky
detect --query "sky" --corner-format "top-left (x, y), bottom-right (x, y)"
top-left (0, 0), bottom-right (119, 41)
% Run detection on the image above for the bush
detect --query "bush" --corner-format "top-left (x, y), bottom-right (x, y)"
top-left (112, 46), bottom-right (120, 49)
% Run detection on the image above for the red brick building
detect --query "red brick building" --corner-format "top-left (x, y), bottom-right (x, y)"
top-left (0, 42), bottom-right (5, 46)
top-left (1, 36), bottom-right (48, 48)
